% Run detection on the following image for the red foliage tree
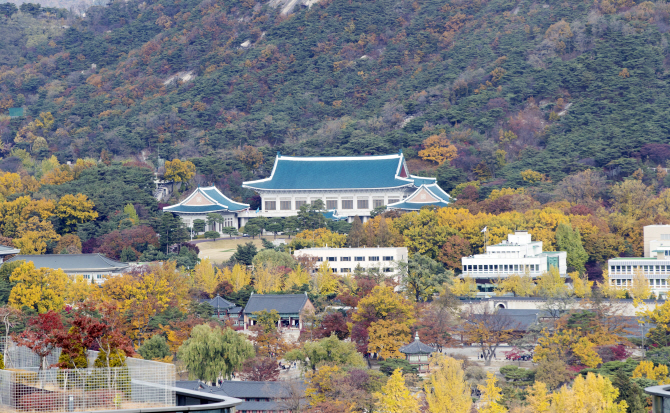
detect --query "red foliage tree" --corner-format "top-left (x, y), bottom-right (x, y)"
top-left (13, 311), bottom-right (64, 370)
top-left (93, 225), bottom-right (159, 260)
top-left (313, 312), bottom-right (349, 340)
top-left (239, 357), bottom-right (280, 381)
top-left (436, 235), bottom-right (472, 270)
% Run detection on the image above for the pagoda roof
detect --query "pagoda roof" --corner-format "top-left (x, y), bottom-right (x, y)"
top-left (387, 183), bottom-right (452, 211)
top-left (243, 153), bottom-right (417, 191)
top-left (200, 295), bottom-right (236, 310)
top-left (164, 186), bottom-right (249, 214)
top-left (400, 332), bottom-right (436, 354)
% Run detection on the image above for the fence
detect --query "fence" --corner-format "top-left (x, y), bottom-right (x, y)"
top-left (0, 339), bottom-right (175, 412)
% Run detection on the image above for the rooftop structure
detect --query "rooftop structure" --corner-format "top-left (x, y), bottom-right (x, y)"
top-left (241, 153), bottom-right (451, 223)
top-left (399, 332), bottom-right (435, 373)
top-left (164, 186), bottom-right (249, 231)
top-left (461, 231), bottom-right (567, 279)
top-left (6, 254), bottom-right (128, 283)
top-left (243, 293), bottom-right (315, 330)
top-left (293, 246), bottom-right (408, 277)
top-left (644, 225), bottom-right (670, 258)
top-left (0, 245), bottom-right (20, 264)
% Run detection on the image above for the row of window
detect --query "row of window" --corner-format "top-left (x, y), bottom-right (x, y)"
top-left (82, 274), bottom-right (103, 279)
top-left (331, 268), bottom-right (394, 273)
top-left (318, 256), bottom-right (394, 262)
top-left (611, 278), bottom-right (668, 286)
top-left (464, 264), bottom-right (541, 272)
top-left (264, 198), bottom-right (400, 211)
top-left (610, 265), bottom-right (670, 273)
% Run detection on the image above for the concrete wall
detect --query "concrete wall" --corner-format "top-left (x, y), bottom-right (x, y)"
top-left (644, 225), bottom-right (670, 257)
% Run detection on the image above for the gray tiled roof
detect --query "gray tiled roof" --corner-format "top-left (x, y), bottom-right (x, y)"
top-left (219, 381), bottom-right (297, 398)
top-left (244, 293), bottom-right (309, 315)
top-left (201, 295), bottom-right (236, 310)
top-left (400, 334), bottom-right (436, 354)
top-left (236, 401), bottom-right (284, 411)
top-left (7, 253), bottom-right (129, 271)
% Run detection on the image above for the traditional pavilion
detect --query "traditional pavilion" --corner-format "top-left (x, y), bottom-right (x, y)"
top-left (241, 152), bottom-right (452, 223)
top-left (163, 186), bottom-right (250, 231)
top-left (243, 292), bottom-right (315, 330)
top-left (399, 332), bottom-right (436, 373)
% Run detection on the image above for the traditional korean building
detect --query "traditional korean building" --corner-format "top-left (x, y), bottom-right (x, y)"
top-left (163, 186), bottom-right (250, 230)
top-left (200, 295), bottom-right (244, 327)
top-left (399, 332), bottom-right (435, 373)
top-left (243, 292), bottom-right (314, 330)
top-left (6, 253), bottom-right (129, 283)
top-left (242, 152), bottom-right (451, 223)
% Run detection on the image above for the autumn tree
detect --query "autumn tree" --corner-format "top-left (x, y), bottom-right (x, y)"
top-left (478, 372), bottom-right (506, 413)
top-left (9, 261), bottom-right (68, 313)
top-left (192, 258), bottom-right (219, 295)
top-left (55, 193), bottom-right (98, 232)
top-left (351, 286), bottom-right (416, 356)
top-left (547, 373), bottom-right (627, 412)
top-left (220, 264), bottom-right (252, 291)
top-left (177, 324), bottom-right (254, 381)
top-left (13, 311), bottom-right (63, 370)
top-left (13, 216), bottom-right (61, 254)
top-left (461, 305), bottom-right (520, 366)
top-left (374, 368), bottom-right (420, 413)
top-left (437, 235), bottom-right (472, 270)
top-left (237, 145), bottom-right (264, 169)
top-left (419, 133), bottom-right (458, 165)
top-left (630, 268), bottom-right (651, 299)
top-left (239, 357), bottom-right (280, 381)
top-left (424, 355), bottom-right (472, 413)
top-left (164, 159), bottom-right (196, 183)
top-left (55, 234), bottom-right (82, 254)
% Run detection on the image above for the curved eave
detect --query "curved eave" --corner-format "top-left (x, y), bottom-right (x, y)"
top-left (242, 183), bottom-right (415, 191)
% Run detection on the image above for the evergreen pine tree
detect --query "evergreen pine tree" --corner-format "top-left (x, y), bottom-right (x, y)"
top-left (613, 369), bottom-right (645, 413)
top-left (120, 247), bottom-right (137, 262)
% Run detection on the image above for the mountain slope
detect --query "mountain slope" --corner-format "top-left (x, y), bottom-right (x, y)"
top-left (1, 0), bottom-right (670, 199)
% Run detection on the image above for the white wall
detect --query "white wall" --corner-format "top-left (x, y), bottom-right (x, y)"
top-left (294, 247), bottom-right (408, 276)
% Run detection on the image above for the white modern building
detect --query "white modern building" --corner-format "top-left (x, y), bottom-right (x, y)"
top-left (644, 225), bottom-right (670, 258)
top-left (241, 152), bottom-right (451, 224)
top-left (293, 246), bottom-right (408, 276)
top-left (461, 231), bottom-right (567, 279)
top-left (607, 253), bottom-right (670, 296)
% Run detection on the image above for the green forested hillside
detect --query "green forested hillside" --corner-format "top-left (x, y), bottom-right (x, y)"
top-left (2, 0), bottom-right (670, 199)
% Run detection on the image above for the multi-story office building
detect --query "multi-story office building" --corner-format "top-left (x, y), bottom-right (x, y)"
top-left (461, 231), bottom-right (567, 279)
top-left (293, 246), bottom-right (408, 276)
top-left (607, 253), bottom-right (670, 295)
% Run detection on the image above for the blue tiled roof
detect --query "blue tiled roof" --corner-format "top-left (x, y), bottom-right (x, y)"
top-left (411, 175), bottom-right (437, 186)
top-left (243, 154), bottom-right (415, 190)
top-left (201, 187), bottom-right (249, 212)
top-left (322, 210), bottom-right (347, 221)
top-left (388, 184), bottom-right (452, 211)
top-left (164, 186), bottom-right (249, 214)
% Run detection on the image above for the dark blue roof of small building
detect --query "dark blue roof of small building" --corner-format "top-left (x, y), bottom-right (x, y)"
top-left (243, 154), bottom-right (415, 190)
top-left (201, 295), bottom-right (236, 310)
top-left (399, 333), bottom-right (436, 354)
top-left (164, 186), bottom-right (249, 214)
top-left (244, 293), bottom-right (310, 315)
